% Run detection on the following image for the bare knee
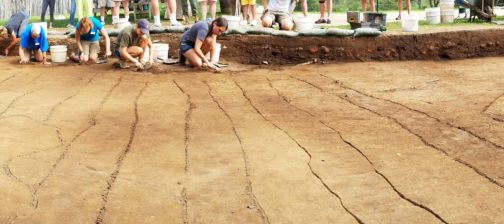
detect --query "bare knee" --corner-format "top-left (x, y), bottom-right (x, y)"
top-left (281, 21), bottom-right (294, 30)
top-left (262, 18), bottom-right (272, 27)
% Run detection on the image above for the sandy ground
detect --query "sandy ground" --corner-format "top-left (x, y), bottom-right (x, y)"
top-left (0, 57), bottom-right (503, 224)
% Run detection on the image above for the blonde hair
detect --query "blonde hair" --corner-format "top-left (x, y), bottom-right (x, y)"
top-left (78, 17), bottom-right (93, 34)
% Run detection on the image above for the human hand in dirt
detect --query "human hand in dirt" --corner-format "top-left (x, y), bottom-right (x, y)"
top-left (5, 49), bottom-right (9, 56)
top-left (105, 50), bottom-right (112, 58)
top-left (19, 58), bottom-right (30, 64)
top-left (135, 61), bottom-right (144, 69)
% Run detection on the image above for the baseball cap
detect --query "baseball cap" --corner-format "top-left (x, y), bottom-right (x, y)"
top-left (137, 19), bottom-right (150, 36)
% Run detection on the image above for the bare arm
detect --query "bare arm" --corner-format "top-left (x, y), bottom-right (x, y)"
top-left (5, 32), bottom-right (17, 55)
top-left (75, 30), bottom-right (83, 52)
top-left (194, 38), bottom-right (212, 66)
top-left (148, 38), bottom-right (154, 63)
top-left (100, 29), bottom-right (111, 56)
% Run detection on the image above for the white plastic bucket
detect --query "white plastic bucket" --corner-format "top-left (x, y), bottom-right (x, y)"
top-left (205, 43), bottom-right (221, 64)
top-left (152, 43), bottom-right (169, 61)
top-left (425, 7), bottom-right (441, 24)
top-left (294, 17), bottom-right (315, 32)
top-left (50, 45), bottom-right (68, 63)
top-left (441, 9), bottom-right (455, 23)
top-left (113, 19), bottom-right (131, 31)
top-left (223, 15), bottom-right (240, 29)
top-left (401, 15), bottom-right (419, 32)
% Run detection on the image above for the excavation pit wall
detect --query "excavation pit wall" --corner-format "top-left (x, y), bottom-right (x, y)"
top-left (4, 28), bottom-right (504, 64)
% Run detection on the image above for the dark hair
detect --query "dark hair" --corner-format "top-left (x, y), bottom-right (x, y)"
top-left (207, 17), bottom-right (228, 37)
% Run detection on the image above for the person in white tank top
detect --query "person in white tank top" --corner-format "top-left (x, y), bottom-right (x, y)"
top-left (260, 0), bottom-right (294, 30)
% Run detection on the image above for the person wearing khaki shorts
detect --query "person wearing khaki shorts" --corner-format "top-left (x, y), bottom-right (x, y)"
top-left (261, 0), bottom-right (293, 30)
top-left (75, 17), bottom-right (112, 63)
top-left (199, 0), bottom-right (217, 21)
top-left (99, 0), bottom-right (114, 24)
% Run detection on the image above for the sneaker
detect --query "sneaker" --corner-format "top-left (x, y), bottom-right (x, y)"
top-left (153, 23), bottom-right (163, 28)
top-left (119, 60), bottom-right (129, 69)
top-left (170, 20), bottom-right (182, 26)
top-left (315, 18), bottom-right (327, 24)
top-left (179, 53), bottom-right (186, 66)
top-left (239, 20), bottom-right (247, 26)
top-left (326, 18), bottom-right (332, 24)
top-left (66, 24), bottom-right (74, 29)
top-left (250, 20), bottom-right (257, 26)
top-left (49, 23), bottom-right (54, 29)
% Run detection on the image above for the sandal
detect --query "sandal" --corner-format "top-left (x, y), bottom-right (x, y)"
top-left (315, 18), bottom-right (327, 24)
top-left (395, 15), bottom-right (401, 20)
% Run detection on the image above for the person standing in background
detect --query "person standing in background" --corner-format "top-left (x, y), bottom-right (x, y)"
top-left (199, 0), bottom-right (217, 21)
top-left (361, 0), bottom-right (375, 12)
top-left (396, 0), bottom-right (411, 20)
top-left (68, 0), bottom-right (77, 28)
top-left (164, 0), bottom-right (183, 26)
top-left (181, 0), bottom-right (198, 24)
top-left (100, 0), bottom-right (115, 25)
top-left (290, 0), bottom-right (307, 17)
top-left (112, 0), bottom-right (130, 23)
top-left (41, 0), bottom-right (56, 28)
top-left (241, 0), bottom-right (258, 26)
top-left (76, 0), bottom-right (94, 20)
top-left (315, 0), bottom-right (332, 24)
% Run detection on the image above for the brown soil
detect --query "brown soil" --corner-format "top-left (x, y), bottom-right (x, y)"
top-left (0, 56), bottom-right (503, 223)
top-left (2, 26), bottom-right (504, 65)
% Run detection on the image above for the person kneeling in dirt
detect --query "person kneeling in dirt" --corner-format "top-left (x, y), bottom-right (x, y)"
top-left (179, 17), bottom-right (228, 71)
top-left (113, 19), bottom-right (153, 69)
top-left (0, 12), bottom-right (29, 56)
top-left (261, 0), bottom-right (294, 30)
top-left (19, 24), bottom-right (50, 65)
top-left (75, 17), bottom-right (111, 63)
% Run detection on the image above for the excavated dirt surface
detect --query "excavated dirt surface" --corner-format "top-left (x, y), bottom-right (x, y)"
top-left (0, 56), bottom-right (503, 224)
top-left (3, 26), bottom-right (504, 65)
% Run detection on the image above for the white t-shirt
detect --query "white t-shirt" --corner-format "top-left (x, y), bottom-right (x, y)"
top-left (268, 0), bottom-right (290, 13)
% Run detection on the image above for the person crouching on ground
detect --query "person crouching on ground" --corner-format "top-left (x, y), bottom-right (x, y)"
top-left (19, 24), bottom-right (50, 64)
top-left (75, 17), bottom-right (111, 63)
top-left (261, 0), bottom-right (294, 30)
top-left (0, 12), bottom-right (29, 56)
top-left (179, 17), bottom-right (228, 71)
top-left (113, 19), bottom-right (153, 69)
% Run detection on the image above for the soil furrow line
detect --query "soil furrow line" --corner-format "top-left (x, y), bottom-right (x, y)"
top-left (33, 75), bottom-right (124, 209)
top-left (481, 92), bottom-right (504, 115)
top-left (233, 78), bottom-right (364, 224)
top-left (95, 82), bottom-right (148, 224)
top-left (173, 80), bottom-right (193, 173)
top-left (321, 74), bottom-right (504, 150)
top-left (181, 188), bottom-right (188, 224)
top-left (44, 73), bottom-right (100, 122)
top-left (268, 77), bottom-right (449, 222)
top-left (325, 121), bottom-right (449, 223)
top-left (266, 78), bottom-right (315, 117)
top-left (291, 76), bottom-right (504, 189)
top-left (204, 81), bottom-right (270, 224)
top-left (0, 74), bottom-right (16, 85)
top-left (0, 90), bottom-right (34, 117)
